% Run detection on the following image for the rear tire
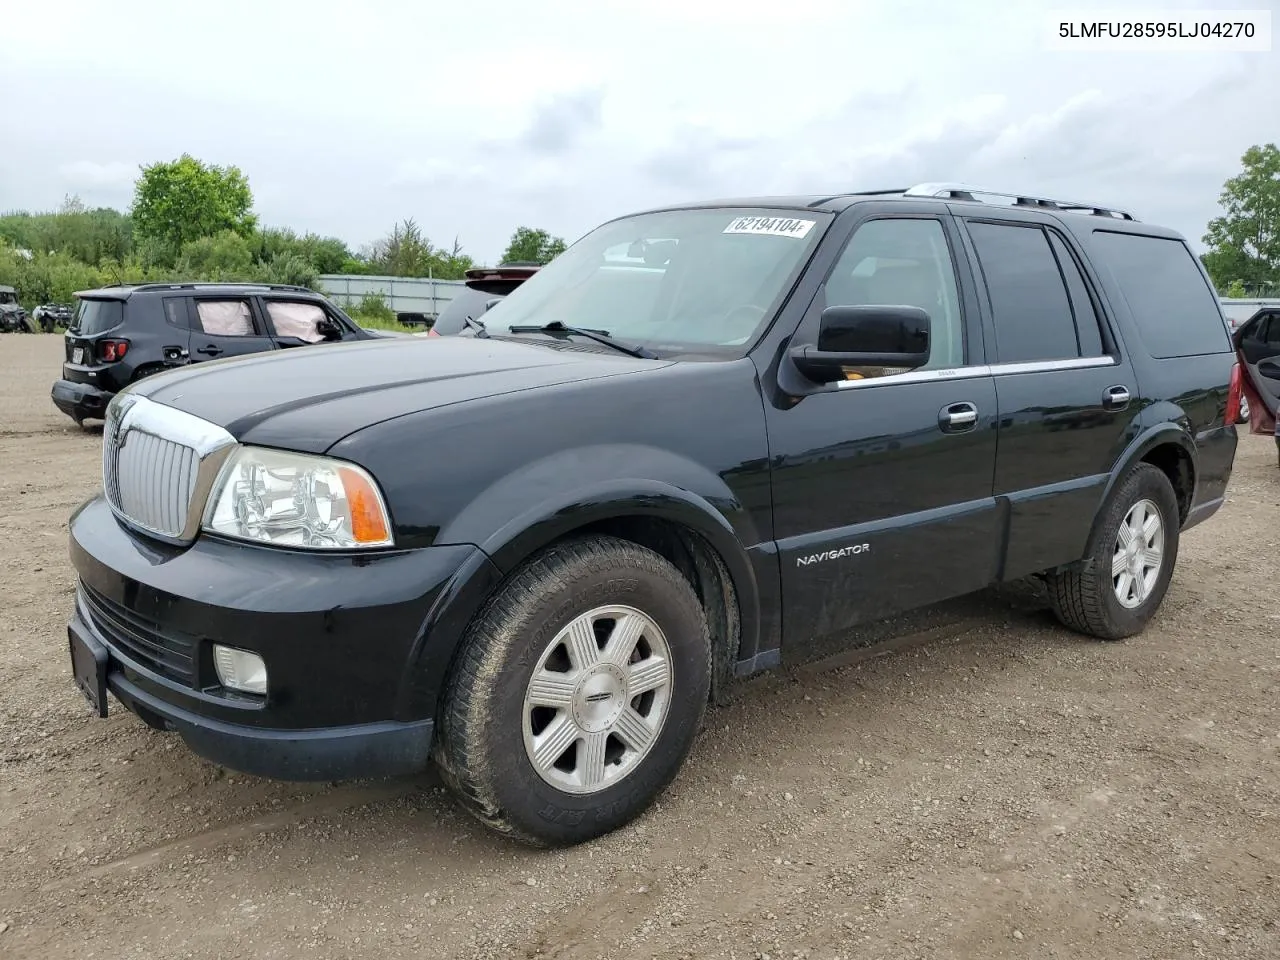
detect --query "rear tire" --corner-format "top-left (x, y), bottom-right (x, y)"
top-left (434, 535), bottom-right (711, 846)
top-left (1047, 463), bottom-right (1180, 640)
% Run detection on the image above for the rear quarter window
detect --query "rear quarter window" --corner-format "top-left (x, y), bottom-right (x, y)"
top-left (1091, 231), bottom-right (1231, 359)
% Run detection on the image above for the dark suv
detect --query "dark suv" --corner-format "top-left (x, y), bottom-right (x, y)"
top-left (50, 282), bottom-right (379, 425)
top-left (65, 184), bottom-right (1239, 847)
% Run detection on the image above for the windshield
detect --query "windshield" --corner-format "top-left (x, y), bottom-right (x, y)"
top-left (482, 207), bottom-right (830, 356)
top-left (70, 298), bottom-right (124, 336)
top-left (0, 292), bottom-right (17, 306)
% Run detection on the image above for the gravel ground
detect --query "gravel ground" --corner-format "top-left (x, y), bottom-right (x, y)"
top-left (1, 333), bottom-right (1277, 960)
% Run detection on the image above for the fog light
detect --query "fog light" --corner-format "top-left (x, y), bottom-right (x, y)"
top-left (213, 645), bottom-right (268, 695)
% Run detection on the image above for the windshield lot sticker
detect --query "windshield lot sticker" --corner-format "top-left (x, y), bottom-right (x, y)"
top-left (723, 216), bottom-right (816, 239)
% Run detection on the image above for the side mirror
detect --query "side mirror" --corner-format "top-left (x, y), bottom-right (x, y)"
top-left (790, 304), bottom-right (930, 383)
top-left (315, 316), bottom-right (343, 341)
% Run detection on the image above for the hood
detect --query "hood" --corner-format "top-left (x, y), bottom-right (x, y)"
top-left (133, 335), bottom-right (669, 453)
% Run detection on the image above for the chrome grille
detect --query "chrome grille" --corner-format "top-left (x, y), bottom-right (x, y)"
top-left (101, 394), bottom-right (236, 543)
top-left (114, 431), bottom-right (200, 537)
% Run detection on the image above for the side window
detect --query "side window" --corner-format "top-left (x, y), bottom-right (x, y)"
top-left (1263, 314), bottom-right (1280, 346)
top-left (967, 222), bottom-right (1079, 364)
top-left (265, 300), bottom-right (329, 343)
top-left (194, 300), bottom-right (256, 337)
top-left (823, 218), bottom-right (964, 373)
top-left (1047, 232), bottom-right (1106, 358)
top-left (163, 298), bottom-right (189, 329)
top-left (1090, 231), bottom-right (1231, 359)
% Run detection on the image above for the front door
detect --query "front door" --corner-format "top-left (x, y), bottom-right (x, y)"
top-left (765, 215), bottom-right (1000, 655)
top-left (1237, 309), bottom-right (1280, 422)
top-left (957, 217), bottom-right (1141, 580)
top-left (188, 297), bottom-right (276, 364)
top-left (259, 297), bottom-right (355, 349)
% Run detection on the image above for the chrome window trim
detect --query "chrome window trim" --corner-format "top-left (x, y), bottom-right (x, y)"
top-left (834, 354), bottom-right (1117, 390)
top-left (102, 392), bottom-right (237, 544)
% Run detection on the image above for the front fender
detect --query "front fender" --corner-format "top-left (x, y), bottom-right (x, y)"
top-left (434, 444), bottom-right (764, 669)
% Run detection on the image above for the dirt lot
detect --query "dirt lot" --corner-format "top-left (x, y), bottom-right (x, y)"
top-left (1, 332), bottom-right (1277, 960)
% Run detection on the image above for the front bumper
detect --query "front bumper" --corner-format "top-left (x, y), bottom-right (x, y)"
top-left (68, 495), bottom-right (490, 781)
top-left (51, 378), bottom-right (114, 422)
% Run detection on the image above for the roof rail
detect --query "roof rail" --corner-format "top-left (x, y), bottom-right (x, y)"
top-left (902, 182), bottom-right (1137, 221)
top-left (126, 281), bottom-right (316, 294)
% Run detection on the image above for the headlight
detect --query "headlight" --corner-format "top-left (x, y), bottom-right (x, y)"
top-left (203, 446), bottom-right (393, 549)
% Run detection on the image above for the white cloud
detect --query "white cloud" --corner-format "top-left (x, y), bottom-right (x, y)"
top-left (57, 161), bottom-right (137, 189)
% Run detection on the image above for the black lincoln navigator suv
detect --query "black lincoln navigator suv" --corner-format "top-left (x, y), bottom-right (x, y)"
top-left (65, 184), bottom-right (1240, 846)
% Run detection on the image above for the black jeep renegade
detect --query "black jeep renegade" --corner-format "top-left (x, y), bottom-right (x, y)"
top-left (65, 184), bottom-right (1240, 846)
top-left (51, 282), bottom-right (378, 425)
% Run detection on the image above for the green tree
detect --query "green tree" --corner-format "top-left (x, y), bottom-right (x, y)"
top-left (1224, 278), bottom-right (1247, 298)
top-left (175, 230), bottom-right (256, 279)
top-left (500, 226), bottom-right (567, 265)
top-left (0, 197), bottom-right (133, 265)
top-left (367, 219), bottom-right (474, 279)
top-left (131, 155), bottom-right (257, 267)
top-left (1201, 143), bottom-right (1280, 291)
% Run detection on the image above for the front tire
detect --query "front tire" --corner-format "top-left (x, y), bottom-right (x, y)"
top-left (1047, 463), bottom-right (1180, 640)
top-left (435, 535), bottom-right (711, 846)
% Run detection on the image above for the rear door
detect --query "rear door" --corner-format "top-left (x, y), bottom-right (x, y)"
top-left (958, 215), bottom-right (1141, 581)
top-left (259, 297), bottom-right (359, 349)
top-left (64, 298), bottom-right (125, 369)
top-left (188, 297), bottom-right (276, 363)
top-left (1236, 309), bottom-right (1280, 422)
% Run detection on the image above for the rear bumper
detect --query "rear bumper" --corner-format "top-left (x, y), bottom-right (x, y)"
top-left (51, 378), bottom-right (114, 421)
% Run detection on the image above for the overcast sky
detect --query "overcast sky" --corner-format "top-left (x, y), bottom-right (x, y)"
top-left (2, 0), bottom-right (1276, 265)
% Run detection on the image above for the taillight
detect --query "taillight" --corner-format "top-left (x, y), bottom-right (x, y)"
top-left (426, 328), bottom-right (441, 337)
top-left (1225, 361), bottom-right (1242, 426)
top-left (99, 339), bottom-right (129, 362)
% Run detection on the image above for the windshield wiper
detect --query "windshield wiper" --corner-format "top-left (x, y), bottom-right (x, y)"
top-left (506, 320), bottom-right (656, 359)
top-left (462, 315), bottom-right (489, 338)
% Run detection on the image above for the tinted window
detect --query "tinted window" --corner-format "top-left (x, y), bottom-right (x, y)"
top-left (824, 218), bottom-right (964, 370)
top-left (1047, 232), bottom-right (1105, 357)
top-left (163, 298), bottom-right (188, 328)
top-left (71, 299), bottom-right (123, 336)
top-left (1092, 231), bottom-right (1231, 359)
top-left (968, 222), bottom-right (1078, 364)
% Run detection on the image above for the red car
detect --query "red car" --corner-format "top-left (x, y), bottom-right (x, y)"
top-left (1230, 304), bottom-right (1280, 465)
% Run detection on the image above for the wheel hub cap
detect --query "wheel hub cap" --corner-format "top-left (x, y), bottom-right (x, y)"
top-left (1112, 498), bottom-right (1165, 610)
top-left (572, 664), bottom-right (627, 733)
top-left (521, 604), bottom-right (673, 795)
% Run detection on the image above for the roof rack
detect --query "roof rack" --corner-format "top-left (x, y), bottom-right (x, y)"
top-left (902, 182), bottom-right (1137, 221)
top-left (124, 282), bottom-right (316, 294)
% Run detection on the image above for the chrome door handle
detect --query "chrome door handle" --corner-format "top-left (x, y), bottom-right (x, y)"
top-left (1103, 385), bottom-right (1130, 409)
top-left (940, 401), bottom-right (978, 432)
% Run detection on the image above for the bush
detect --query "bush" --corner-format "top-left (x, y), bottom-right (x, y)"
top-left (339, 293), bottom-right (413, 332)
top-left (0, 243), bottom-right (107, 307)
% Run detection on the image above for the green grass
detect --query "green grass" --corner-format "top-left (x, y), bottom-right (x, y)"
top-left (352, 313), bottom-right (419, 334)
